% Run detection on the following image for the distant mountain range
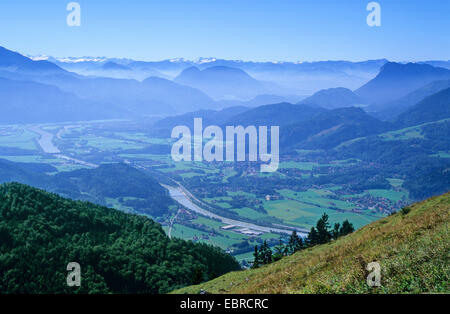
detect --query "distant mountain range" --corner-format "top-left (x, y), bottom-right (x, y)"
top-left (1, 45), bottom-right (450, 124)
top-left (50, 56), bottom-right (450, 94)
top-left (48, 55), bottom-right (390, 76)
top-left (70, 57), bottom-right (391, 95)
top-left (0, 77), bottom-right (128, 123)
top-left (100, 61), bottom-right (131, 71)
top-left (0, 46), bottom-right (218, 122)
top-left (153, 69), bottom-right (450, 150)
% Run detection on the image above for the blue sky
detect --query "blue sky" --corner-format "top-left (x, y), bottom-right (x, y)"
top-left (0, 0), bottom-right (449, 62)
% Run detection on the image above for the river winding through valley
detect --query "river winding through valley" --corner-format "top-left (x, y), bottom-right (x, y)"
top-left (30, 124), bottom-right (307, 237)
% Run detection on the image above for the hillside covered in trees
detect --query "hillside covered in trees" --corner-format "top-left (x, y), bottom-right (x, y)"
top-left (0, 183), bottom-right (240, 294)
top-left (0, 161), bottom-right (175, 218)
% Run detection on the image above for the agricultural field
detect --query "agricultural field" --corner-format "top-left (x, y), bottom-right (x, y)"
top-left (0, 125), bottom-right (39, 150)
top-left (0, 120), bottom-right (414, 262)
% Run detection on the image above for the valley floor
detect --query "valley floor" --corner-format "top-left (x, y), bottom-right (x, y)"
top-left (0, 118), bottom-right (440, 264)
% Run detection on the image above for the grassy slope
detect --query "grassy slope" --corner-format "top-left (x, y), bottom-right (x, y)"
top-left (174, 193), bottom-right (449, 294)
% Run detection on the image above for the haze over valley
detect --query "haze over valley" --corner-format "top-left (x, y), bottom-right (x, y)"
top-left (0, 42), bottom-right (449, 293)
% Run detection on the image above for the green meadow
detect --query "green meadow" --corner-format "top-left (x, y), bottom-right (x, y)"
top-left (0, 122), bottom-right (413, 261)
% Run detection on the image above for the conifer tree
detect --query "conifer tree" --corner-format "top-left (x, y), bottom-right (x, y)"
top-left (273, 240), bottom-right (287, 262)
top-left (252, 245), bottom-right (260, 269)
top-left (332, 222), bottom-right (341, 240)
top-left (287, 231), bottom-right (303, 254)
top-left (316, 213), bottom-right (332, 244)
top-left (307, 226), bottom-right (318, 247)
top-left (339, 220), bottom-right (355, 236)
top-left (296, 236), bottom-right (304, 252)
top-left (259, 241), bottom-right (272, 265)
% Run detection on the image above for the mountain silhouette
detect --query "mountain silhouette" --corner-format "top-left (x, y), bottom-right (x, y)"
top-left (299, 87), bottom-right (364, 109)
top-left (0, 46), bottom-right (218, 116)
top-left (0, 46), bottom-right (66, 74)
top-left (174, 66), bottom-right (265, 100)
top-left (224, 103), bottom-right (325, 127)
top-left (355, 62), bottom-right (450, 105)
top-left (0, 77), bottom-right (129, 123)
top-left (374, 79), bottom-right (450, 120)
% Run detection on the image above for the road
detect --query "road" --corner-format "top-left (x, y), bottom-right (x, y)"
top-left (168, 208), bottom-right (182, 239)
top-left (163, 184), bottom-right (308, 236)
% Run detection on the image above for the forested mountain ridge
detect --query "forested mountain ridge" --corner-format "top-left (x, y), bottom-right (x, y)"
top-left (0, 161), bottom-right (175, 218)
top-left (223, 103), bottom-right (326, 127)
top-left (373, 79), bottom-right (450, 120)
top-left (0, 182), bottom-right (240, 294)
top-left (396, 87), bottom-right (450, 127)
top-left (280, 107), bottom-right (392, 149)
top-left (299, 87), bottom-right (364, 109)
top-left (174, 192), bottom-right (450, 294)
top-left (153, 106), bottom-right (249, 130)
top-left (331, 117), bottom-right (450, 200)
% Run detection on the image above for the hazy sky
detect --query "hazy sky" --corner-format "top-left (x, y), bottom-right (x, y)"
top-left (1, 0), bottom-right (449, 62)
